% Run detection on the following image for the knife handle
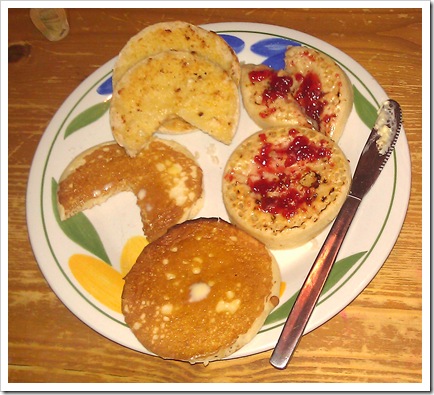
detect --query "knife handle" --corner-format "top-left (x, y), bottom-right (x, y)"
top-left (270, 194), bottom-right (362, 369)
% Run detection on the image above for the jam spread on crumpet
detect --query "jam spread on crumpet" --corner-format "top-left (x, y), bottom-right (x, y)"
top-left (227, 129), bottom-right (332, 219)
top-left (248, 68), bottom-right (334, 128)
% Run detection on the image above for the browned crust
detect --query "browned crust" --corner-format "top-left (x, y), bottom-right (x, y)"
top-left (122, 218), bottom-right (281, 364)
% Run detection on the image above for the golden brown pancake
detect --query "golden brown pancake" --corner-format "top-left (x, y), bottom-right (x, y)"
top-left (222, 126), bottom-right (351, 249)
top-left (122, 218), bottom-right (281, 365)
top-left (57, 138), bottom-right (203, 242)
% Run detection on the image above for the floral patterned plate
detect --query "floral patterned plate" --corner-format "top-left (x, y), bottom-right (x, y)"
top-left (26, 22), bottom-right (411, 360)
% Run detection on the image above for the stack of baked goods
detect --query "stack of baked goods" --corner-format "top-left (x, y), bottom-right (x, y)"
top-left (56, 20), bottom-right (356, 365)
top-left (110, 20), bottom-right (241, 157)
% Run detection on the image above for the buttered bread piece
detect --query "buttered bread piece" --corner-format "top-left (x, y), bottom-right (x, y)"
top-left (57, 138), bottom-right (203, 242)
top-left (112, 20), bottom-right (240, 88)
top-left (284, 46), bottom-right (353, 141)
top-left (110, 50), bottom-right (240, 157)
top-left (240, 63), bottom-right (317, 130)
top-left (222, 126), bottom-right (351, 249)
top-left (112, 21), bottom-right (240, 135)
top-left (122, 218), bottom-right (281, 365)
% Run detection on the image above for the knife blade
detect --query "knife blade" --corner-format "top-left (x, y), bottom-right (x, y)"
top-left (269, 99), bottom-right (402, 369)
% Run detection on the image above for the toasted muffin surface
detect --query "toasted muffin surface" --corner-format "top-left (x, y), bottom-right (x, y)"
top-left (284, 46), bottom-right (353, 141)
top-left (112, 21), bottom-right (240, 136)
top-left (122, 218), bottom-right (280, 364)
top-left (110, 50), bottom-right (240, 156)
top-left (57, 138), bottom-right (203, 242)
top-left (112, 20), bottom-right (240, 87)
top-left (222, 126), bottom-right (351, 249)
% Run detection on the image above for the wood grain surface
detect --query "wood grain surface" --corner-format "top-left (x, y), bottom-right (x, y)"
top-left (7, 7), bottom-right (424, 387)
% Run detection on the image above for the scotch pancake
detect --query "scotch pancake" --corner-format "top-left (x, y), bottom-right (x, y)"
top-left (57, 138), bottom-right (203, 242)
top-left (284, 46), bottom-right (353, 141)
top-left (222, 126), bottom-right (351, 249)
top-left (110, 50), bottom-right (240, 157)
top-left (122, 218), bottom-right (281, 365)
top-left (240, 63), bottom-right (316, 130)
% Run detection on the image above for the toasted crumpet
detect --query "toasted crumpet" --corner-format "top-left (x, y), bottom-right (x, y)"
top-left (284, 46), bottom-right (353, 141)
top-left (240, 63), bottom-right (317, 130)
top-left (222, 126), bottom-right (351, 249)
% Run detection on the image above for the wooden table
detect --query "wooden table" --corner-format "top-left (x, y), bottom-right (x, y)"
top-left (7, 7), bottom-right (424, 386)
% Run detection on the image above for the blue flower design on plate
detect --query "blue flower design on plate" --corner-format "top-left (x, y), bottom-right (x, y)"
top-left (97, 76), bottom-right (113, 95)
top-left (219, 34), bottom-right (245, 54)
top-left (251, 37), bottom-right (301, 70)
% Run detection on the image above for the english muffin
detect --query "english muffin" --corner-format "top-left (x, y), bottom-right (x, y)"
top-left (112, 20), bottom-right (240, 135)
top-left (57, 138), bottom-right (203, 242)
top-left (112, 20), bottom-right (240, 88)
top-left (122, 217), bottom-right (281, 365)
top-left (240, 63), bottom-right (317, 130)
top-left (110, 50), bottom-right (240, 157)
top-left (222, 126), bottom-right (351, 249)
top-left (284, 46), bottom-right (353, 141)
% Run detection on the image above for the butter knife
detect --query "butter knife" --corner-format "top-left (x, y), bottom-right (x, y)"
top-left (270, 99), bottom-right (402, 369)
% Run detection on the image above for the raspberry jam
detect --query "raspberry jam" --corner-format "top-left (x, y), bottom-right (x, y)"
top-left (247, 130), bottom-right (331, 219)
top-left (249, 68), bottom-right (327, 123)
top-left (293, 72), bottom-right (325, 124)
top-left (249, 69), bottom-right (293, 118)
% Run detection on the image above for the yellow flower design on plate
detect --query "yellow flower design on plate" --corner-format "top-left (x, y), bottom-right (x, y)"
top-left (69, 235), bottom-right (286, 315)
top-left (69, 235), bottom-right (148, 314)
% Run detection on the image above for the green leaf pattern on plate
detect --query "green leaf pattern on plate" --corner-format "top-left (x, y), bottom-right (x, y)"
top-left (263, 251), bottom-right (367, 328)
top-left (353, 85), bottom-right (378, 129)
top-left (64, 100), bottom-right (111, 138)
top-left (51, 178), bottom-right (112, 265)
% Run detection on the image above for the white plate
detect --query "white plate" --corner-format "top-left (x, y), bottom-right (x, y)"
top-left (26, 22), bottom-right (411, 360)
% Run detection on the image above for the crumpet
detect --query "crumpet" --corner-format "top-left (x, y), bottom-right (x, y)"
top-left (57, 138), bottom-right (203, 242)
top-left (222, 126), bottom-right (351, 249)
top-left (110, 50), bottom-right (240, 157)
top-left (122, 218), bottom-right (281, 365)
top-left (284, 46), bottom-right (353, 141)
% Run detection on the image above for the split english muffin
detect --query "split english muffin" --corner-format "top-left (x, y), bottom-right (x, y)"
top-left (57, 138), bottom-right (203, 242)
top-left (112, 20), bottom-right (240, 88)
top-left (122, 218), bottom-right (281, 365)
top-left (222, 126), bottom-right (352, 249)
top-left (112, 20), bottom-right (240, 135)
top-left (110, 50), bottom-right (240, 157)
